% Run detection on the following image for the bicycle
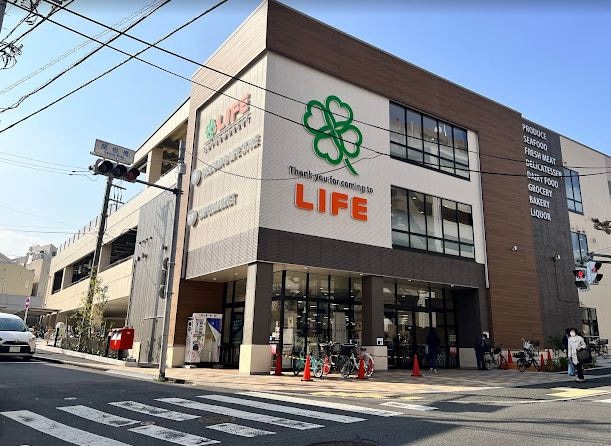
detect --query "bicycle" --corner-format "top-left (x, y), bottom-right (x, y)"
top-left (589, 338), bottom-right (608, 360)
top-left (339, 343), bottom-right (375, 379)
top-left (514, 339), bottom-right (540, 372)
top-left (484, 345), bottom-right (508, 370)
top-left (291, 350), bottom-right (324, 378)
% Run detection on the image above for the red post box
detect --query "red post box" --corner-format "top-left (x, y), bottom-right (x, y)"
top-left (109, 328), bottom-right (134, 350)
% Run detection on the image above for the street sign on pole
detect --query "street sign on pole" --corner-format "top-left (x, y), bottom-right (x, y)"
top-left (91, 139), bottom-right (136, 165)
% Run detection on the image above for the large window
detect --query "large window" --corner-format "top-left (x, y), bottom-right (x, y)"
top-left (571, 232), bottom-right (589, 264)
top-left (390, 102), bottom-right (470, 179)
top-left (582, 307), bottom-right (599, 338)
top-left (564, 168), bottom-right (583, 213)
top-left (391, 186), bottom-right (475, 259)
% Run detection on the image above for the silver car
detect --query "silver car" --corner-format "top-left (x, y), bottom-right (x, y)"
top-left (0, 312), bottom-right (36, 359)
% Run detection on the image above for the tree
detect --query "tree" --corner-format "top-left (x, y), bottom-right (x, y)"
top-left (591, 218), bottom-right (611, 235)
top-left (74, 276), bottom-right (108, 354)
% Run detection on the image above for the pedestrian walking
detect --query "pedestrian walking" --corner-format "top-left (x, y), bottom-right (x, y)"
top-left (567, 328), bottom-right (587, 382)
top-left (562, 328), bottom-right (575, 376)
top-left (474, 332), bottom-right (490, 370)
top-left (427, 329), bottom-right (440, 373)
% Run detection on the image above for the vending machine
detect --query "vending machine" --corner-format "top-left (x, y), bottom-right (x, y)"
top-left (185, 313), bottom-right (222, 365)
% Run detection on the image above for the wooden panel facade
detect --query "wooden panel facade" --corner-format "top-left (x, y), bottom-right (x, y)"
top-left (264, 0), bottom-right (543, 348)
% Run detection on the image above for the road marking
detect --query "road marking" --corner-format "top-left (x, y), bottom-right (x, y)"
top-left (157, 397), bottom-right (323, 430)
top-left (109, 401), bottom-right (200, 421)
top-left (595, 398), bottom-right (611, 403)
top-left (380, 402), bottom-right (438, 411)
top-left (207, 422), bottom-right (275, 437)
top-left (0, 410), bottom-right (131, 446)
top-left (240, 392), bottom-right (401, 417)
top-left (130, 425), bottom-right (219, 445)
top-left (58, 405), bottom-right (139, 427)
top-left (199, 394), bottom-right (365, 423)
top-left (546, 387), bottom-right (611, 399)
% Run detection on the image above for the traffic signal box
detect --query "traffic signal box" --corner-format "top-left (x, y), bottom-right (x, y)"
top-left (89, 159), bottom-right (140, 182)
top-left (587, 261), bottom-right (604, 285)
top-left (574, 268), bottom-right (589, 290)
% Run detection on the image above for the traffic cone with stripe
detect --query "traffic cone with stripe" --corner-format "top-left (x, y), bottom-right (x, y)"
top-left (507, 349), bottom-right (513, 364)
top-left (539, 353), bottom-right (545, 371)
top-left (274, 353), bottom-right (282, 376)
top-left (301, 355), bottom-right (313, 382)
top-left (357, 356), bottom-right (366, 379)
top-left (547, 349), bottom-right (552, 362)
top-left (411, 354), bottom-right (423, 377)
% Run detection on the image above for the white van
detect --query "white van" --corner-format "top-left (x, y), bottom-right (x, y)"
top-left (0, 312), bottom-right (36, 359)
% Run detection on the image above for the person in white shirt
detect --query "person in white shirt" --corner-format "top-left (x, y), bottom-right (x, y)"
top-left (567, 328), bottom-right (587, 382)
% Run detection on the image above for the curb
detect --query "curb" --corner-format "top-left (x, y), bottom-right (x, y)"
top-left (34, 353), bottom-right (193, 385)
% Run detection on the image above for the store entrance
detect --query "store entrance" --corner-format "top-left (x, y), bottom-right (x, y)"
top-left (384, 282), bottom-right (459, 369)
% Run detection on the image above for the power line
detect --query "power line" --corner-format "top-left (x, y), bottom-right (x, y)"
top-left (0, 150), bottom-right (86, 169)
top-left (5, 1), bottom-right (610, 181)
top-left (0, 202), bottom-right (77, 227)
top-left (34, 0), bottom-right (611, 171)
top-left (0, 227), bottom-right (94, 234)
top-left (1, 0), bottom-right (171, 112)
top-left (0, 0), bottom-right (167, 95)
top-left (1, 0), bottom-right (229, 133)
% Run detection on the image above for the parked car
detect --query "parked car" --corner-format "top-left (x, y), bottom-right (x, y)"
top-left (0, 312), bottom-right (36, 359)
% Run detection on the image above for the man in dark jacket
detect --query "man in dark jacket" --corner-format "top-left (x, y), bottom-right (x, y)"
top-left (427, 329), bottom-right (441, 372)
top-left (474, 332), bottom-right (490, 370)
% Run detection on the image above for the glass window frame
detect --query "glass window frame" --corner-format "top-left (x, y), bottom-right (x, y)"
top-left (391, 185), bottom-right (475, 260)
top-left (389, 101), bottom-right (470, 181)
top-left (565, 168), bottom-right (584, 215)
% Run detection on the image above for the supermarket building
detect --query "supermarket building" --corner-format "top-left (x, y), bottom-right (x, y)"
top-left (45, 0), bottom-right (609, 373)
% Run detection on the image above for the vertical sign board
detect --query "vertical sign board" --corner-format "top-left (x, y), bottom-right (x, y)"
top-left (522, 120), bottom-right (580, 339)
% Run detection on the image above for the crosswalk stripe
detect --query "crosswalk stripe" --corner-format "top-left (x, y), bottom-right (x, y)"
top-left (240, 392), bottom-right (402, 417)
top-left (595, 398), bottom-right (611, 403)
top-left (130, 425), bottom-right (219, 445)
top-left (157, 397), bottom-right (323, 430)
top-left (198, 394), bottom-right (366, 424)
top-left (0, 410), bottom-right (131, 446)
top-left (206, 422), bottom-right (275, 437)
top-left (380, 401), bottom-right (438, 411)
top-left (109, 401), bottom-right (200, 421)
top-left (58, 405), bottom-right (139, 427)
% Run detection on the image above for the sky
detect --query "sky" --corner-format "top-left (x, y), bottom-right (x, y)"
top-left (0, 0), bottom-right (610, 258)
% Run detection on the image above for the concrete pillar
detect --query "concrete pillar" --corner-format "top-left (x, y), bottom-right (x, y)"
top-left (60, 265), bottom-right (73, 289)
top-left (146, 149), bottom-right (163, 183)
top-left (99, 243), bottom-right (112, 272)
top-left (362, 275), bottom-right (388, 370)
top-left (239, 262), bottom-right (273, 375)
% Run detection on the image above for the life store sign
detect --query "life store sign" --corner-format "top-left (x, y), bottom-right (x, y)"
top-left (523, 122), bottom-right (561, 221)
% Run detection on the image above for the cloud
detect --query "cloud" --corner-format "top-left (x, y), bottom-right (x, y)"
top-left (0, 230), bottom-right (60, 258)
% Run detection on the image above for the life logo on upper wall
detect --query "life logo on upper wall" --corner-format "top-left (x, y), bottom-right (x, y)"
top-left (291, 94), bottom-right (372, 222)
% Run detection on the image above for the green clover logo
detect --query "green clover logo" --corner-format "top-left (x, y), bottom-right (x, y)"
top-left (205, 119), bottom-right (217, 140)
top-left (303, 95), bottom-right (363, 175)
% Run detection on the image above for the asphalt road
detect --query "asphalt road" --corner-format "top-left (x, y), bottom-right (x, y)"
top-left (0, 358), bottom-right (610, 446)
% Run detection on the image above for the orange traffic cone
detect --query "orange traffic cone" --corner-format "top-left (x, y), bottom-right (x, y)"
top-left (274, 353), bottom-right (282, 376)
top-left (539, 353), bottom-right (545, 370)
top-left (507, 349), bottom-right (513, 364)
top-left (547, 349), bottom-right (552, 362)
top-left (411, 354), bottom-right (423, 377)
top-left (301, 355), bottom-right (313, 382)
top-left (357, 357), bottom-right (366, 379)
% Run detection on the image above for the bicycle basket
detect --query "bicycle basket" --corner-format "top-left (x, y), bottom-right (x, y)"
top-left (492, 347), bottom-right (501, 354)
top-left (339, 344), bottom-right (356, 356)
top-left (600, 339), bottom-right (609, 345)
top-left (512, 351), bottom-right (525, 358)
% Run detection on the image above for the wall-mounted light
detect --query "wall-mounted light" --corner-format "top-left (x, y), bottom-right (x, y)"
top-left (512, 245), bottom-right (518, 252)
top-left (552, 254), bottom-right (561, 261)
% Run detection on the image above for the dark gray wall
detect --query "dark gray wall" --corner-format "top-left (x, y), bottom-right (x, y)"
top-left (523, 119), bottom-right (581, 343)
top-left (127, 192), bottom-right (175, 364)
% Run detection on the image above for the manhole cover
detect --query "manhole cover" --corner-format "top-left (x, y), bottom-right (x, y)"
top-left (198, 415), bottom-right (236, 425)
top-left (307, 442), bottom-right (377, 446)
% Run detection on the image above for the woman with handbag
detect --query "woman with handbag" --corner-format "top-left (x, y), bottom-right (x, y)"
top-left (567, 328), bottom-right (587, 382)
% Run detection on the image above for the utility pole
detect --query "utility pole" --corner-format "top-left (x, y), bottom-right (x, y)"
top-left (78, 175), bottom-right (113, 351)
top-left (0, 1), bottom-right (7, 34)
top-left (158, 140), bottom-right (185, 381)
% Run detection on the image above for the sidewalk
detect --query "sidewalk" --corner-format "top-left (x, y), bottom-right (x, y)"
top-left (35, 342), bottom-right (609, 396)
